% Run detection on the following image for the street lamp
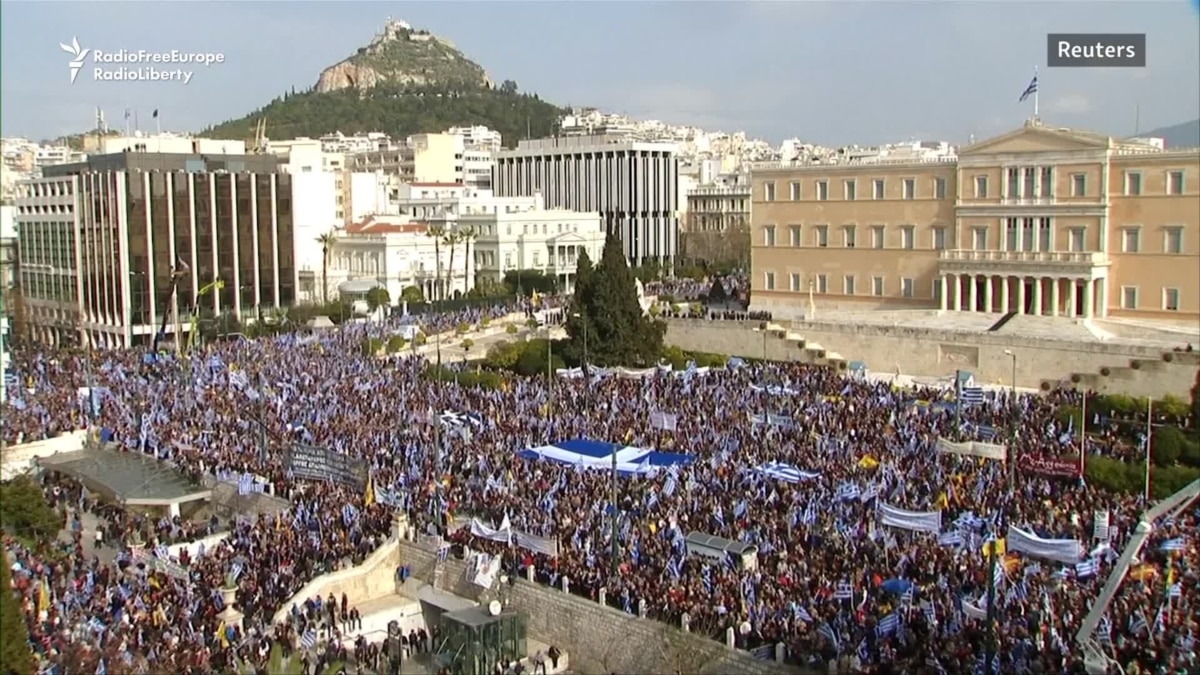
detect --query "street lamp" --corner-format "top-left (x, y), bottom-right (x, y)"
top-left (1004, 349), bottom-right (1018, 478)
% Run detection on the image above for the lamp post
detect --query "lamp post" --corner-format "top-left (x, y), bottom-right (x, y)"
top-left (984, 537), bottom-right (999, 674)
top-left (1004, 349), bottom-right (1018, 478)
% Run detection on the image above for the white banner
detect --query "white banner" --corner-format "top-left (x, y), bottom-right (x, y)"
top-left (469, 518), bottom-right (512, 544)
top-left (470, 553), bottom-right (502, 589)
top-left (962, 597), bottom-right (988, 621)
top-left (878, 503), bottom-right (942, 534)
top-left (650, 410), bottom-right (678, 432)
top-left (1006, 526), bottom-right (1084, 564)
top-left (936, 438), bottom-right (1007, 461)
top-left (1092, 511), bottom-right (1110, 541)
top-left (514, 531), bottom-right (560, 558)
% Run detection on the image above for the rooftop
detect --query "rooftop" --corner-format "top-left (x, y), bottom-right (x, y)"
top-left (38, 446), bottom-right (211, 505)
top-left (345, 216), bottom-right (428, 235)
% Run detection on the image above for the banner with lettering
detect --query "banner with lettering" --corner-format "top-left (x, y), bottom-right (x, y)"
top-left (936, 438), bottom-right (1007, 461)
top-left (1018, 455), bottom-right (1081, 479)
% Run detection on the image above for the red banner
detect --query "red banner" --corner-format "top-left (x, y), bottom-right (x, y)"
top-left (1019, 454), bottom-right (1082, 479)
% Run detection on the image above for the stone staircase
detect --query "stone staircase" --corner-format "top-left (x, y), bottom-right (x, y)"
top-left (753, 322), bottom-right (851, 372)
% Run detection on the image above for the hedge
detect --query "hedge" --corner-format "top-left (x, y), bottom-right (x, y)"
top-left (1084, 455), bottom-right (1200, 499)
top-left (424, 364), bottom-right (506, 390)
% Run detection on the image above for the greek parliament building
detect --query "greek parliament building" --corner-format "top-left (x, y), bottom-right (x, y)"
top-left (14, 152), bottom-right (295, 348)
top-left (749, 121), bottom-right (1200, 322)
top-left (493, 135), bottom-right (680, 267)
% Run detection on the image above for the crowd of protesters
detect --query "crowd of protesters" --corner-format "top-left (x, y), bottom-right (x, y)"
top-left (1, 295), bottom-right (1196, 675)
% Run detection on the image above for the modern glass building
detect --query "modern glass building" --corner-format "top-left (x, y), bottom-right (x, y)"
top-left (16, 153), bottom-right (295, 347)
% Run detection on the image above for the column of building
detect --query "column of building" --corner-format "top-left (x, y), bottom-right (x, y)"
top-left (940, 274), bottom-right (1102, 318)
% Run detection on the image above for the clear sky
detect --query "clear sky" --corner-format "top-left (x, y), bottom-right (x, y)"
top-left (2, 1), bottom-right (1197, 146)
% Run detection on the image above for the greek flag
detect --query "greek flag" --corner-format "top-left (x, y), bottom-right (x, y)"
top-left (154, 545), bottom-right (170, 560)
top-left (437, 545), bottom-right (450, 562)
top-left (961, 387), bottom-right (984, 406)
top-left (833, 581), bottom-right (854, 600)
top-left (877, 612), bottom-right (900, 636)
top-left (663, 474), bottom-right (678, 498)
top-left (1129, 613), bottom-right (1149, 635)
top-left (440, 410), bottom-right (483, 428)
top-left (920, 600), bottom-right (937, 625)
top-left (229, 562), bottom-right (244, 583)
top-left (341, 504), bottom-right (359, 526)
top-left (300, 628), bottom-right (317, 649)
top-left (859, 483), bottom-right (879, 503)
top-left (939, 531), bottom-right (964, 548)
top-left (237, 474), bottom-right (255, 496)
top-left (835, 483), bottom-right (860, 501)
top-left (1018, 75), bottom-right (1038, 103)
top-left (817, 623), bottom-right (840, 652)
top-left (973, 654), bottom-right (1001, 675)
top-left (1160, 538), bottom-right (1186, 552)
top-left (1168, 583), bottom-right (1182, 598)
top-left (1075, 558), bottom-right (1100, 578)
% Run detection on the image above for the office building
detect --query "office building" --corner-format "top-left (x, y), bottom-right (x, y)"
top-left (16, 152), bottom-right (294, 348)
top-left (749, 120), bottom-right (1200, 322)
top-left (493, 135), bottom-right (680, 267)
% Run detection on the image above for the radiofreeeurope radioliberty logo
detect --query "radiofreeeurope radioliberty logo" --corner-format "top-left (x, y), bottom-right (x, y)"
top-left (60, 36), bottom-right (225, 85)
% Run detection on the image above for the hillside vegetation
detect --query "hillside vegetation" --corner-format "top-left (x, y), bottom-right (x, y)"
top-left (200, 84), bottom-right (565, 147)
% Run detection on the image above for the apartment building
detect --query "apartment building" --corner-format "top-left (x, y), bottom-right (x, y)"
top-left (350, 132), bottom-right (494, 190)
top-left (17, 152), bottom-right (295, 348)
top-left (750, 120), bottom-right (1200, 322)
top-left (494, 135), bottom-right (679, 266)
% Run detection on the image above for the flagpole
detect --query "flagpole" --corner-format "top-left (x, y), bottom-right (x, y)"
top-left (156, 112), bottom-right (161, 136)
top-left (1032, 66), bottom-right (1040, 120)
top-left (1079, 392), bottom-right (1087, 478)
top-left (1144, 397), bottom-right (1153, 501)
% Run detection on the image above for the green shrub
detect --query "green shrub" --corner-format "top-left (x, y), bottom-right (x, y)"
top-left (525, 318), bottom-right (540, 329)
top-left (506, 323), bottom-right (518, 335)
top-left (461, 338), bottom-right (475, 353)
top-left (361, 337), bottom-right (384, 356)
top-left (414, 332), bottom-right (427, 346)
top-left (456, 322), bottom-right (471, 335)
top-left (480, 316), bottom-right (491, 328)
top-left (485, 340), bottom-right (523, 370)
top-left (1085, 454), bottom-right (1200, 499)
top-left (386, 335), bottom-right (407, 353)
top-left (423, 364), bottom-right (505, 390)
top-left (1153, 426), bottom-right (1186, 467)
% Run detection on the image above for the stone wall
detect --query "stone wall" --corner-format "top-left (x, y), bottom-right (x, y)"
top-left (272, 541), bottom-right (401, 624)
top-left (1, 430), bottom-right (88, 480)
top-left (664, 319), bottom-right (1200, 399)
top-left (395, 541), bottom-right (801, 675)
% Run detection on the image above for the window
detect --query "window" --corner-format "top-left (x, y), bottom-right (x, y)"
top-left (764, 225), bottom-right (777, 247)
top-left (790, 182), bottom-right (801, 200)
top-left (901, 278), bottom-right (915, 298)
top-left (975, 175), bottom-right (989, 198)
top-left (790, 273), bottom-right (802, 291)
top-left (816, 274), bottom-right (828, 293)
top-left (1023, 167), bottom-right (1035, 198)
top-left (1122, 286), bottom-right (1138, 309)
top-left (844, 275), bottom-right (856, 296)
top-left (1069, 228), bottom-right (1086, 252)
top-left (873, 179), bottom-right (885, 199)
top-left (972, 228), bottom-right (988, 250)
top-left (1071, 173), bottom-right (1086, 197)
top-left (1122, 228), bottom-right (1141, 253)
top-left (934, 177), bottom-right (947, 200)
top-left (1040, 167), bottom-right (1053, 197)
top-left (816, 181), bottom-right (829, 201)
top-left (843, 225), bottom-right (857, 248)
top-left (1165, 227), bottom-right (1183, 254)
top-left (1037, 218), bottom-right (1052, 251)
top-left (902, 178), bottom-right (916, 200)
top-left (533, 251), bottom-right (540, 266)
top-left (1163, 288), bottom-right (1180, 311)
top-left (1168, 171), bottom-right (1184, 196)
top-left (1125, 172), bottom-right (1142, 196)
top-left (933, 280), bottom-right (943, 305)
top-left (871, 226), bottom-right (885, 249)
top-left (764, 272), bottom-right (776, 291)
top-left (932, 227), bottom-right (947, 250)
top-left (815, 225), bottom-right (829, 247)
top-left (844, 180), bottom-right (857, 201)
top-left (764, 181), bottom-right (776, 201)
top-left (789, 225), bottom-right (802, 247)
top-left (901, 226), bottom-right (916, 250)
top-left (1007, 168), bottom-right (1020, 198)
top-left (871, 276), bottom-right (884, 296)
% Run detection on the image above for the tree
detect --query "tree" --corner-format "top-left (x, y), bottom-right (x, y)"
top-left (499, 80), bottom-right (518, 94)
top-left (1192, 369), bottom-right (1200, 431)
top-left (0, 557), bottom-right (34, 675)
top-left (365, 286), bottom-right (391, 312)
top-left (566, 236), bottom-right (664, 367)
top-left (443, 227), bottom-right (461, 299)
top-left (0, 476), bottom-right (61, 546)
top-left (459, 224), bottom-right (479, 291)
top-left (401, 286), bottom-right (425, 304)
top-left (1153, 426), bottom-right (1185, 467)
top-left (503, 270), bottom-right (556, 297)
top-left (707, 278), bottom-right (727, 303)
top-left (426, 223), bottom-right (446, 302)
top-left (316, 231), bottom-right (337, 304)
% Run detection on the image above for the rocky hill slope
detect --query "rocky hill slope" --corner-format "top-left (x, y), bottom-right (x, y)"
top-left (315, 20), bottom-right (491, 93)
top-left (200, 20), bottom-right (563, 147)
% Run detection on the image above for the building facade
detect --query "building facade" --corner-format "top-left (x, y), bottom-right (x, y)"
top-left (17, 153), bottom-right (295, 348)
top-left (749, 121), bottom-right (1200, 322)
top-left (350, 132), bottom-right (494, 190)
top-left (681, 184), bottom-right (751, 266)
top-left (493, 135), bottom-right (680, 267)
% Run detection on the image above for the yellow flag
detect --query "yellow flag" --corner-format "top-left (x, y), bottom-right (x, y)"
top-left (37, 580), bottom-right (50, 615)
top-left (216, 621), bottom-right (229, 648)
top-left (531, 290), bottom-right (541, 307)
top-left (934, 492), bottom-right (949, 510)
top-left (982, 537), bottom-right (1007, 558)
top-left (857, 456), bottom-right (880, 470)
top-left (363, 475), bottom-right (376, 507)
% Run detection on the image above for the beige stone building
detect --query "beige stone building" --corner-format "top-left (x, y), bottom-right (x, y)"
top-left (749, 121), bottom-right (1200, 323)
top-left (681, 185), bottom-right (750, 265)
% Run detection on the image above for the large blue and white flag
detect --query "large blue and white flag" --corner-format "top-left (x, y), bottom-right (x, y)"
top-left (1019, 75), bottom-right (1038, 103)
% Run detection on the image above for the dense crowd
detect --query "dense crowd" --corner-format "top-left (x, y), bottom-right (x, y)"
top-left (2, 298), bottom-right (1196, 675)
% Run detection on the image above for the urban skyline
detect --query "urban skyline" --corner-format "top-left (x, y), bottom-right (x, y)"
top-left (2, 1), bottom-right (1198, 146)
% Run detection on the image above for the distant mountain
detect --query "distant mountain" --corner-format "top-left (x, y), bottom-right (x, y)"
top-left (201, 20), bottom-right (564, 146)
top-left (1138, 119), bottom-right (1200, 148)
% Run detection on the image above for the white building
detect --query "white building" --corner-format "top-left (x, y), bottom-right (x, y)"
top-left (330, 186), bottom-right (604, 301)
top-left (267, 138), bottom-right (347, 174)
top-left (447, 126), bottom-right (502, 152)
top-left (95, 133), bottom-right (246, 155)
top-left (494, 135), bottom-right (679, 267)
top-left (1, 204), bottom-right (14, 400)
top-left (290, 171), bottom-right (342, 304)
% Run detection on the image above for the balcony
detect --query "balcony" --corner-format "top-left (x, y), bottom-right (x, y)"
top-left (938, 249), bottom-right (1109, 278)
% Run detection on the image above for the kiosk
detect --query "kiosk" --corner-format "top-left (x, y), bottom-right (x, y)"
top-left (436, 602), bottom-right (528, 675)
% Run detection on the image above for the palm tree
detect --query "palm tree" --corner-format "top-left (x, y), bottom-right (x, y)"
top-left (442, 225), bottom-right (461, 301)
top-left (425, 222), bottom-right (446, 301)
top-left (458, 223), bottom-right (479, 292)
top-left (316, 231), bottom-right (337, 305)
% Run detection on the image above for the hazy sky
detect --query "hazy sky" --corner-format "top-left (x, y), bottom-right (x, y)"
top-left (2, 1), bottom-right (1197, 146)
